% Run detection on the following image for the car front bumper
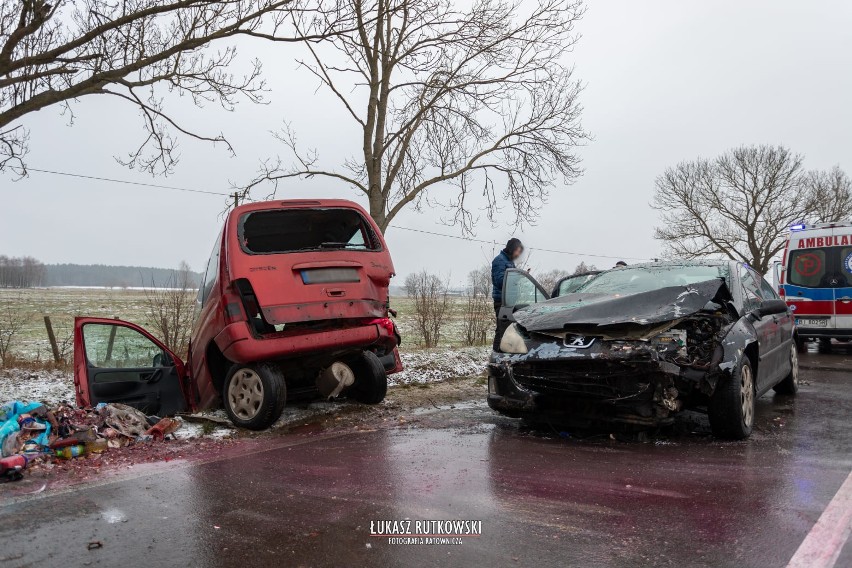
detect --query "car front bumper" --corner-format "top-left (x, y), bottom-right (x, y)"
top-left (486, 349), bottom-right (717, 427)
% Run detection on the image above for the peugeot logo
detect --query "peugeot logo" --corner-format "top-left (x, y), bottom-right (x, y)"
top-left (565, 335), bottom-right (595, 348)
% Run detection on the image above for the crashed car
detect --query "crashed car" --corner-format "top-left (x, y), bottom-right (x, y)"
top-left (488, 261), bottom-right (798, 439)
top-left (551, 270), bottom-right (602, 297)
top-left (74, 199), bottom-right (402, 430)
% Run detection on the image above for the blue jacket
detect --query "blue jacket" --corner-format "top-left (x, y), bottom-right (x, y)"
top-left (491, 250), bottom-right (515, 301)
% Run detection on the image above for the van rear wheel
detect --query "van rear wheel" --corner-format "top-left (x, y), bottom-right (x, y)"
top-left (223, 363), bottom-right (286, 430)
top-left (347, 351), bottom-right (388, 404)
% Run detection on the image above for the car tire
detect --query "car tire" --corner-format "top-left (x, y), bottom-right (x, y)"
top-left (708, 356), bottom-right (755, 440)
top-left (347, 351), bottom-right (388, 404)
top-left (223, 363), bottom-right (286, 430)
top-left (795, 336), bottom-right (807, 353)
top-left (773, 343), bottom-right (799, 395)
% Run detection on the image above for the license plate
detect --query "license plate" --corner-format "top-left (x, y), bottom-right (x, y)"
top-left (796, 318), bottom-right (829, 328)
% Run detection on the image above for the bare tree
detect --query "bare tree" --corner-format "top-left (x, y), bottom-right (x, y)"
top-left (404, 270), bottom-right (450, 348)
top-left (143, 261), bottom-right (196, 354)
top-left (572, 261), bottom-right (597, 274)
top-left (805, 165), bottom-right (852, 223)
top-left (0, 0), bottom-right (339, 174)
top-left (0, 292), bottom-right (26, 365)
top-left (534, 268), bottom-right (570, 294)
top-left (461, 265), bottom-right (490, 346)
top-left (242, 0), bottom-right (589, 232)
top-left (652, 145), bottom-right (852, 274)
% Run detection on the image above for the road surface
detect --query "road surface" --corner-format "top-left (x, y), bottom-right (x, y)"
top-left (1, 347), bottom-right (851, 567)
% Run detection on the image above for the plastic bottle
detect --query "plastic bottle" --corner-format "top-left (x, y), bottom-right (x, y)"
top-left (54, 445), bottom-right (87, 459)
top-left (85, 439), bottom-right (108, 454)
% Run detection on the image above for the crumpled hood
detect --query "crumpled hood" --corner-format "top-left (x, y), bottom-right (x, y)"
top-left (514, 278), bottom-right (731, 333)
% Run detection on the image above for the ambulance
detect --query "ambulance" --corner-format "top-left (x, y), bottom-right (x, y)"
top-left (778, 221), bottom-right (852, 347)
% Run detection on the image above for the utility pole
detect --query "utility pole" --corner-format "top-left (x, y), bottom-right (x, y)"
top-left (232, 192), bottom-right (240, 209)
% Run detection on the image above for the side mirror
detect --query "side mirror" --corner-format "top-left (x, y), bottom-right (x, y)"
top-left (758, 298), bottom-right (789, 317)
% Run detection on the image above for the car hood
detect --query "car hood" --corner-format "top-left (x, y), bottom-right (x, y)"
top-left (514, 278), bottom-right (732, 333)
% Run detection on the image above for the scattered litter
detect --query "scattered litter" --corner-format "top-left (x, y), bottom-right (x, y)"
top-left (87, 541), bottom-right (103, 550)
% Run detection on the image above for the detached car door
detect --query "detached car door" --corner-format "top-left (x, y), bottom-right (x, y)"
top-left (73, 318), bottom-right (192, 416)
top-left (499, 269), bottom-right (550, 323)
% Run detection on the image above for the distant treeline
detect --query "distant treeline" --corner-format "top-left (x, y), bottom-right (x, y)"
top-left (0, 256), bottom-right (46, 287)
top-left (44, 263), bottom-right (202, 288)
top-left (0, 255), bottom-right (203, 288)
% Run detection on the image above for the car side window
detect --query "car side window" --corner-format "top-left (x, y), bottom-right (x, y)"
top-left (503, 270), bottom-right (546, 308)
top-left (200, 231), bottom-right (223, 306)
top-left (757, 273), bottom-right (779, 300)
top-left (83, 323), bottom-right (167, 370)
top-left (739, 266), bottom-right (762, 312)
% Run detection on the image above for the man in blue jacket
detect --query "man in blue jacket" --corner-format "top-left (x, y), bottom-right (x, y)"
top-left (491, 238), bottom-right (524, 350)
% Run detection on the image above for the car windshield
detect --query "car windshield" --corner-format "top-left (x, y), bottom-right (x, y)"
top-left (575, 265), bottom-right (728, 296)
top-left (240, 208), bottom-right (379, 254)
top-left (557, 273), bottom-right (599, 296)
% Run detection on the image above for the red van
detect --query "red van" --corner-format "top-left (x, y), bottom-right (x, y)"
top-left (73, 199), bottom-right (402, 429)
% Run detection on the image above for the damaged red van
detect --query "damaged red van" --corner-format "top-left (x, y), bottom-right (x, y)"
top-left (73, 199), bottom-right (402, 429)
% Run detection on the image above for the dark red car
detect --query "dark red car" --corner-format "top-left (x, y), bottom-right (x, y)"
top-left (74, 199), bottom-right (402, 429)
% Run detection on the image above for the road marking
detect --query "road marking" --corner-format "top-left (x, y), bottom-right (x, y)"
top-left (786, 469), bottom-right (852, 568)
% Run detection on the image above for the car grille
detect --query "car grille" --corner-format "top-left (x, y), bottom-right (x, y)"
top-left (511, 361), bottom-right (655, 400)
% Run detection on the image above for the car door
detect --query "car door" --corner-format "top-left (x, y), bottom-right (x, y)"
top-left (739, 266), bottom-right (781, 391)
top-left (833, 245), bottom-right (852, 334)
top-left (73, 317), bottom-right (192, 416)
top-left (757, 269), bottom-right (794, 383)
top-left (499, 269), bottom-right (550, 323)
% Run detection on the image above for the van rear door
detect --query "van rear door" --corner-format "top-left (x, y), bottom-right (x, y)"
top-left (228, 205), bottom-right (393, 326)
top-left (73, 318), bottom-right (192, 416)
top-left (785, 247), bottom-right (835, 331)
top-left (833, 232), bottom-right (852, 332)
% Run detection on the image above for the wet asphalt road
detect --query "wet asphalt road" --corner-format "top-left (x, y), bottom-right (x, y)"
top-left (1, 348), bottom-right (851, 568)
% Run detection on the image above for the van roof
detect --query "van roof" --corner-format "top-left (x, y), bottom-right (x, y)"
top-left (789, 220), bottom-right (852, 232)
top-left (229, 198), bottom-right (369, 216)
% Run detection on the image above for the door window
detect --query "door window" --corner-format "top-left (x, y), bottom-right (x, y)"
top-left (757, 273), bottom-right (779, 300)
top-left (788, 249), bottom-right (827, 288)
top-left (739, 266), bottom-right (763, 312)
top-left (83, 323), bottom-right (168, 370)
top-left (503, 270), bottom-right (547, 308)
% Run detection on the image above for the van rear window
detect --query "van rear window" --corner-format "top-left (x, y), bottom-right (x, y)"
top-left (788, 247), bottom-right (852, 288)
top-left (240, 208), bottom-right (379, 254)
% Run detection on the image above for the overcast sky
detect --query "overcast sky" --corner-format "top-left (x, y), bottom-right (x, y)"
top-left (3, 0), bottom-right (851, 285)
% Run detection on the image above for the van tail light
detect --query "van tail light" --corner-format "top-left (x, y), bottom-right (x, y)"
top-left (223, 284), bottom-right (246, 324)
top-left (363, 317), bottom-right (400, 345)
top-left (778, 286), bottom-right (786, 298)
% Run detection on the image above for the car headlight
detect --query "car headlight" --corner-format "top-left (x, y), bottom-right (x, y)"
top-left (500, 323), bottom-right (528, 354)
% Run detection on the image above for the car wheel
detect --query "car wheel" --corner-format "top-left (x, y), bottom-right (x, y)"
top-left (795, 336), bottom-right (807, 353)
top-left (223, 363), bottom-right (286, 430)
top-left (347, 351), bottom-right (388, 404)
top-left (773, 343), bottom-right (799, 395)
top-left (709, 356), bottom-right (755, 440)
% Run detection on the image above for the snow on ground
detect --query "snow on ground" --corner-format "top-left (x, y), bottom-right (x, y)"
top-left (0, 368), bottom-right (75, 406)
top-left (0, 346), bottom-right (489, 436)
top-left (392, 346), bottom-right (489, 385)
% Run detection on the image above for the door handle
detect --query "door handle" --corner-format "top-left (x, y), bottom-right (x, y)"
top-left (840, 297), bottom-right (852, 304)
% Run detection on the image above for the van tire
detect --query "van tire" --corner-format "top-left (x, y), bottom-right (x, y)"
top-left (773, 343), bottom-right (799, 395)
top-left (708, 356), bottom-right (755, 440)
top-left (348, 351), bottom-right (387, 404)
top-left (223, 363), bottom-right (286, 430)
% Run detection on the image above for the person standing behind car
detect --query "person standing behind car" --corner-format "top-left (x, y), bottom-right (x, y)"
top-left (491, 238), bottom-right (524, 350)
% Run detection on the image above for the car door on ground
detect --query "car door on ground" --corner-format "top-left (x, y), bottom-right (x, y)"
top-left (74, 318), bottom-right (191, 416)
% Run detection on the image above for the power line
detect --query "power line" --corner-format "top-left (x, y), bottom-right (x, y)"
top-left (392, 226), bottom-right (648, 261)
top-left (23, 167), bottom-right (230, 197)
top-left (15, 165), bottom-right (648, 261)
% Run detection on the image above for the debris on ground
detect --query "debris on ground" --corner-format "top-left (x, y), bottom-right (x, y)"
top-left (0, 399), bottom-right (227, 483)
